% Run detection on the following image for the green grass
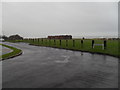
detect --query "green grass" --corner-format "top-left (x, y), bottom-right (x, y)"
top-left (0, 43), bottom-right (22, 60)
top-left (6, 39), bottom-right (120, 58)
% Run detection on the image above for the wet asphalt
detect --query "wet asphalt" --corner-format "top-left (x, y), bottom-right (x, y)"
top-left (2, 42), bottom-right (118, 88)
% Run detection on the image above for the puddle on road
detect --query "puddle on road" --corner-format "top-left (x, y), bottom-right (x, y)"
top-left (55, 55), bottom-right (70, 63)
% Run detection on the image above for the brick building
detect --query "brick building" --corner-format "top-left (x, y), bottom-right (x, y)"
top-left (48, 35), bottom-right (72, 39)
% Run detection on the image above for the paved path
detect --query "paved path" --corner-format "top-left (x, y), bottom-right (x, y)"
top-left (2, 42), bottom-right (118, 88)
top-left (1, 46), bottom-right (13, 55)
top-left (0, 42), bottom-right (13, 56)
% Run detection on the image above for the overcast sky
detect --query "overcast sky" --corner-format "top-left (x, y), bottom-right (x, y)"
top-left (2, 2), bottom-right (118, 38)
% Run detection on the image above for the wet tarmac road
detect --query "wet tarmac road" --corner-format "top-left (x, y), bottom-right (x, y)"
top-left (2, 42), bottom-right (118, 88)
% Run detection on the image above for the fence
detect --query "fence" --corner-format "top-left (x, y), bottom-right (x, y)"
top-left (6, 38), bottom-right (120, 57)
top-left (21, 38), bottom-right (107, 50)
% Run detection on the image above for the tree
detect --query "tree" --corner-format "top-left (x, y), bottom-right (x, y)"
top-left (1, 35), bottom-right (8, 40)
top-left (8, 34), bottom-right (23, 40)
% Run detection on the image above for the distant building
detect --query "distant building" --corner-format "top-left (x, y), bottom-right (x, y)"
top-left (9, 34), bottom-right (23, 40)
top-left (48, 35), bottom-right (72, 39)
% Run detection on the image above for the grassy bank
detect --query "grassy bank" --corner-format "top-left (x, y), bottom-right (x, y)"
top-left (7, 39), bottom-right (120, 58)
top-left (0, 43), bottom-right (22, 60)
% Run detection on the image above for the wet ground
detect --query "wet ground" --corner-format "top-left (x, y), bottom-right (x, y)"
top-left (0, 42), bottom-right (13, 56)
top-left (2, 42), bottom-right (118, 88)
top-left (1, 46), bottom-right (13, 55)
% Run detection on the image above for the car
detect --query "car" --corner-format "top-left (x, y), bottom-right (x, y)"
top-left (0, 38), bottom-right (4, 42)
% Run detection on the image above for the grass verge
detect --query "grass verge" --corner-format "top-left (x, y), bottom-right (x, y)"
top-left (6, 39), bottom-right (120, 58)
top-left (0, 43), bottom-right (22, 60)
